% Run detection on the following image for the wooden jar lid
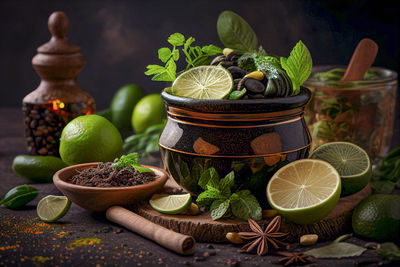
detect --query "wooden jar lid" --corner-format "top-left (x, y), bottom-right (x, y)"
top-left (37, 11), bottom-right (80, 54)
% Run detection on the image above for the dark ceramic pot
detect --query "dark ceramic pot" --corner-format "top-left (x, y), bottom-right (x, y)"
top-left (159, 87), bottom-right (312, 207)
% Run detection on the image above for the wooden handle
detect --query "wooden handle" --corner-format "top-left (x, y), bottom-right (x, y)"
top-left (341, 38), bottom-right (378, 82)
top-left (106, 206), bottom-right (195, 255)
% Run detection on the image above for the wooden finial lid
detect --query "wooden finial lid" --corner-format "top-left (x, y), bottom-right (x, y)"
top-left (37, 11), bottom-right (80, 54)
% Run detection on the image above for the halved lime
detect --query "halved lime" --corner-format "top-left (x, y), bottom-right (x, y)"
top-left (37, 195), bottom-right (71, 222)
top-left (310, 142), bottom-right (371, 196)
top-left (149, 193), bottom-right (192, 214)
top-left (267, 159), bottom-right (341, 224)
top-left (172, 66), bottom-right (233, 99)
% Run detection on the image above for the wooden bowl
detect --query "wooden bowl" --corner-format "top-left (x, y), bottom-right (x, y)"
top-left (53, 163), bottom-right (168, 212)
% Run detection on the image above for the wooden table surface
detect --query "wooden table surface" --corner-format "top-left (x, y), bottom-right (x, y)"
top-left (0, 107), bottom-right (396, 267)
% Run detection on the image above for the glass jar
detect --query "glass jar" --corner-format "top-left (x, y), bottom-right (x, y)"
top-left (304, 65), bottom-right (397, 161)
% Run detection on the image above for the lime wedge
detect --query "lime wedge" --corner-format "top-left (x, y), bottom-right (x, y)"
top-left (37, 195), bottom-right (71, 222)
top-left (172, 66), bottom-right (233, 99)
top-left (310, 142), bottom-right (371, 196)
top-left (267, 159), bottom-right (341, 224)
top-left (149, 193), bottom-right (192, 214)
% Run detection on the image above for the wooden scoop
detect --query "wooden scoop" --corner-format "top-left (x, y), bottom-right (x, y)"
top-left (341, 38), bottom-right (378, 82)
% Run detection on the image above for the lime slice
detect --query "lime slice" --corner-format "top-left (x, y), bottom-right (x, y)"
top-left (172, 66), bottom-right (233, 99)
top-left (149, 193), bottom-right (192, 214)
top-left (37, 195), bottom-right (71, 222)
top-left (310, 142), bottom-right (371, 196)
top-left (267, 159), bottom-right (341, 224)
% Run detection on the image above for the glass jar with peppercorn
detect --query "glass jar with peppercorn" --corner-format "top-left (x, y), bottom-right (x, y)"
top-left (23, 11), bottom-right (95, 156)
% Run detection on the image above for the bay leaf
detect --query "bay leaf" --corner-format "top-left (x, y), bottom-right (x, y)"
top-left (217, 10), bottom-right (258, 53)
top-left (305, 242), bottom-right (366, 259)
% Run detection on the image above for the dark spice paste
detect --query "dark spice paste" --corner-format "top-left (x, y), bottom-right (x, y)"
top-left (69, 162), bottom-right (155, 187)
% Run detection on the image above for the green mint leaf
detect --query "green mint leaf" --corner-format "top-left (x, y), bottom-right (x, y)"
top-left (265, 56), bottom-right (282, 70)
top-left (184, 37), bottom-right (195, 50)
top-left (201, 45), bottom-right (223, 56)
top-left (376, 242), bottom-right (400, 262)
top-left (210, 199), bottom-right (230, 220)
top-left (144, 65), bottom-right (166, 75)
top-left (217, 10), bottom-right (258, 53)
top-left (280, 40), bottom-right (312, 95)
top-left (151, 71), bottom-right (174, 82)
top-left (113, 153), bottom-right (140, 170)
top-left (198, 167), bottom-right (219, 190)
top-left (230, 190), bottom-right (262, 220)
top-left (172, 49), bottom-right (179, 61)
top-left (158, 47), bottom-right (172, 63)
top-left (168, 33), bottom-right (185, 46)
top-left (196, 187), bottom-right (224, 207)
top-left (133, 165), bottom-right (153, 173)
top-left (219, 171), bottom-right (235, 197)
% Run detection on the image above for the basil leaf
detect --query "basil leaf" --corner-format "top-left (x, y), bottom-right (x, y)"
top-left (158, 47), bottom-right (172, 63)
top-left (280, 40), bottom-right (312, 95)
top-left (230, 190), bottom-right (262, 220)
top-left (168, 33), bottom-right (185, 46)
top-left (210, 199), bottom-right (230, 220)
top-left (198, 167), bottom-right (219, 190)
top-left (217, 10), bottom-right (258, 53)
top-left (305, 242), bottom-right (366, 258)
top-left (0, 185), bottom-right (38, 209)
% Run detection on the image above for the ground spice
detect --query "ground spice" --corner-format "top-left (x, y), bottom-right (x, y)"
top-left (68, 162), bottom-right (155, 187)
top-left (0, 244), bottom-right (20, 251)
top-left (31, 256), bottom-right (53, 263)
top-left (67, 238), bottom-right (101, 250)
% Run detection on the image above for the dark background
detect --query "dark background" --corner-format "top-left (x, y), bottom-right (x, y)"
top-left (0, 0), bottom-right (398, 110)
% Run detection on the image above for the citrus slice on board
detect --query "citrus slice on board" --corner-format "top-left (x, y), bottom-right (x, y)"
top-left (310, 142), bottom-right (371, 196)
top-left (37, 195), bottom-right (71, 222)
top-left (171, 66), bottom-right (233, 99)
top-left (149, 193), bottom-right (192, 214)
top-left (267, 159), bottom-right (341, 224)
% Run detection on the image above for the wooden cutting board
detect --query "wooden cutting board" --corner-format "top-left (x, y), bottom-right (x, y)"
top-left (135, 179), bottom-right (371, 243)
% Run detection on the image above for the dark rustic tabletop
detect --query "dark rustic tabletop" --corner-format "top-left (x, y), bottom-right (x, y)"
top-left (0, 107), bottom-right (397, 267)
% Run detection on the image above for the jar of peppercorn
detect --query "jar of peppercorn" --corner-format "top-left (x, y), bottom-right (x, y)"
top-left (22, 11), bottom-right (96, 156)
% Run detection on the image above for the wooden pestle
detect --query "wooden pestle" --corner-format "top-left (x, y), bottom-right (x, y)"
top-left (106, 206), bottom-right (196, 255)
top-left (341, 38), bottom-right (378, 82)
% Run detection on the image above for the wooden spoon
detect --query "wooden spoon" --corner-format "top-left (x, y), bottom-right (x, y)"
top-left (341, 38), bottom-right (378, 82)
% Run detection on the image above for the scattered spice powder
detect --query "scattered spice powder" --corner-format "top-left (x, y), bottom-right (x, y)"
top-left (67, 238), bottom-right (101, 250)
top-left (68, 162), bottom-right (155, 187)
top-left (31, 256), bottom-right (53, 263)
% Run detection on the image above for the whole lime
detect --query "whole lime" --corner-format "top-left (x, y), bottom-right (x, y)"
top-left (111, 84), bottom-right (143, 133)
top-left (352, 194), bottom-right (400, 241)
top-left (131, 94), bottom-right (166, 133)
top-left (12, 155), bottom-right (67, 183)
top-left (59, 114), bottom-right (123, 165)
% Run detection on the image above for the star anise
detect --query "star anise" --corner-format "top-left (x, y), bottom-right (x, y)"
top-left (238, 216), bottom-right (288, 256)
top-left (275, 251), bottom-right (312, 266)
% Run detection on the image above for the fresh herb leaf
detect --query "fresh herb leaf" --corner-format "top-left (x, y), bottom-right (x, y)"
top-left (219, 171), bottom-right (234, 197)
top-left (168, 33), bottom-right (185, 46)
top-left (198, 167), bottom-right (219, 190)
top-left (280, 40), bottom-right (312, 95)
top-left (376, 242), bottom-right (400, 262)
top-left (0, 185), bottom-right (38, 209)
top-left (210, 199), bottom-right (230, 220)
top-left (145, 65), bottom-right (167, 75)
top-left (305, 242), bottom-right (366, 258)
top-left (229, 89), bottom-right (247, 100)
top-left (113, 153), bottom-right (153, 173)
top-left (378, 146), bottom-right (400, 182)
top-left (217, 10), bottom-right (258, 53)
top-left (123, 122), bottom-right (165, 157)
top-left (201, 45), bottom-right (223, 56)
top-left (158, 47), bottom-right (172, 63)
top-left (196, 187), bottom-right (225, 207)
top-left (229, 190), bottom-right (262, 220)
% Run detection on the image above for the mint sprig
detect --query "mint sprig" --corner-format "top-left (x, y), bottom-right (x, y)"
top-left (196, 168), bottom-right (262, 221)
top-left (113, 153), bottom-right (153, 173)
top-left (145, 33), bottom-right (222, 82)
top-left (280, 40), bottom-right (312, 95)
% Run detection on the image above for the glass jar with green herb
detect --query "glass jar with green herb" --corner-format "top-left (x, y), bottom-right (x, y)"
top-left (304, 65), bottom-right (397, 161)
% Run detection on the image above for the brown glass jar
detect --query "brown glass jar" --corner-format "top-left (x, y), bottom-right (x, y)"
top-left (23, 11), bottom-right (95, 156)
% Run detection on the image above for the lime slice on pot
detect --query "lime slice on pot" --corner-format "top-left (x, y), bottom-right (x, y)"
top-left (310, 142), bottom-right (371, 196)
top-left (267, 159), bottom-right (341, 224)
top-left (149, 193), bottom-right (192, 214)
top-left (37, 195), bottom-right (71, 222)
top-left (172, 66), bottom-right (233, 99)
